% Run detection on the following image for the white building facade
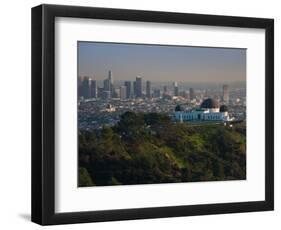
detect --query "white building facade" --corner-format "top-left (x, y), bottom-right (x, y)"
top-left (174, 98), bottom-right (230, 122)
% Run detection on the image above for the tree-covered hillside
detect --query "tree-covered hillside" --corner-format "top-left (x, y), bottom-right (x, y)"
top-left (78, 112), bottom-right (246, 186)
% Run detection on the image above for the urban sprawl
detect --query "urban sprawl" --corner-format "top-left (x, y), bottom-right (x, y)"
top-left (78, 71), bottom-right (246, 131)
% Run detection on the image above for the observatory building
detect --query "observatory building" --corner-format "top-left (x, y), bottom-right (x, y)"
top-left (174, 98), bottom-right (230, 122)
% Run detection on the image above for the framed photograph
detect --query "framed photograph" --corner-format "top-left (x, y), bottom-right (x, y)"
top-left (31, 4), bottom-right (274, 225)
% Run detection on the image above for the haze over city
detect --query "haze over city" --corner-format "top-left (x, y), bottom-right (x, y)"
top-left (78, 42), bottom-right (246, 83)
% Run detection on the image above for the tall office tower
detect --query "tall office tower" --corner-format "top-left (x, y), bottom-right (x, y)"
top-left (101, 91), bottom-right (111, 100)
top-left (103, 78), bottom-right (111, 99)
top-left (133, 81), bottom-right (136, 97)
top-left (120, 86), bottom-right (127, 100)
top-left (153, 89), bottom-right (161, 98)
top-left (111, 85), bottom-right (116, 98)
top-left (223, 84), bottom-right (229, 104)
top-left (189, 88), bottom-right (195, 100)
top-left (108, 70), bottom-right (113, 84)
top-left (124, 81), bottom-right (131, 99)
top-left (103, 78), bottom-right (110, 91)
top-left (146, 81), bottom-right (151, 98)
top-left (82, 77), bottom-right (91, 99)
top-left (78, 76), bottom-right (84, 97)
top-left (97, 87), bottom-right (103, 98)
top-left (91, 79), bottom-right (97, 98)
top-left (108, 71), bottom-right (116, 98)
top-left (135, 76), bottom-right (142, 98)
top-left (163, 85), bottom-right (168, 94)
top-left (173, 81), bottom-right (179, 96)
top-left (114, 88), bottom-right (120, 98)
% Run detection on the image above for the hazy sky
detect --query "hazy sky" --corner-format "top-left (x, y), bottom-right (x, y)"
top-left (78, 42), bottom-right (246, 83)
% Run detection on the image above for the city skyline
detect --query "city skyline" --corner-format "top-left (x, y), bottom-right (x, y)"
top-left (78, 42), bottom-right (246, 83)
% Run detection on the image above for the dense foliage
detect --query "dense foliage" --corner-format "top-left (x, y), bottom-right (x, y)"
top-left (78, 112), bottom-right (246, 186)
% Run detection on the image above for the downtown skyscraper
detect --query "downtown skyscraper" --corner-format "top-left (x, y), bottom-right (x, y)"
top-left (108, 70), bottom-right (113, 84)
top-left (146, 81), bottom-right (151, 98)
top-left (223, 84), bottom-right (229, 104)
top-left (91, 79), bottom-right (97, 98)
top-left (82, 76), bottom-right (91, 99)
top-left (173, 81), bottom-right (179, 96)
top-left (124, 81), bottom-right (131, 99)
top-left (120, 86), bottom-right (126, 100)
top-left (135, 76), bottom-right (142, 98)
top-left (189, 88), bottom-right (195, 100)
top-left (78, 76), bottom-right (84, 97)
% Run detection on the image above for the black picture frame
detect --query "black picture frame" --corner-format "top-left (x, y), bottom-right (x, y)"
top-left (31, 4), bottom-right (274, 225)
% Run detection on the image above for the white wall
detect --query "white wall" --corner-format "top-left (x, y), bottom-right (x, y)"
top-left (0, 0), bottom-right (279, 229)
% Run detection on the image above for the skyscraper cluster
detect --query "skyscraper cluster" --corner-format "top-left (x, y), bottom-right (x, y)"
top-left (78, 71), bottom-right (229, 103)
top-left (79, 72), bottom-right (153, 100)
top-left (78, 76), bottom-right (97, 99)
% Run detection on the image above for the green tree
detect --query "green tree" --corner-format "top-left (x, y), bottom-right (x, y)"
top-left (79, 167), bottom-right (95, 186)
top-left (116, 111), bottom-right (145, 140)
top-left (78, 112), bottom-right (246, 186)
